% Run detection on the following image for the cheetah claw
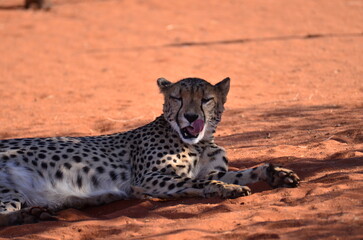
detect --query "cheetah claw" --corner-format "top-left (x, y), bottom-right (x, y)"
top-left (267, 164), bottom-right (300, 188)
top-left (204, 182), bottom-right (251, 199)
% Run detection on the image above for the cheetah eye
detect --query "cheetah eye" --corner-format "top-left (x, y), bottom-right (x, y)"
top-left (170, 96), bottom-right (182, 101)
top-left (202, 97), bottom-right (214, 104)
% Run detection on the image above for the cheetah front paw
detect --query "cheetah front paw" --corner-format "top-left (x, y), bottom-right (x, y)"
top-left (0, 207), bottom-right (56, 226)
top-left (20, 207), bottom-right (56, 224)
top-left (204, 181), bottom-right (251, 199)
top-left (267, 164), bottom-right (300, 188)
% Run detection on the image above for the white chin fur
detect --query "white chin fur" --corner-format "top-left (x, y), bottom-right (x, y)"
top-left (169, 121), bottom-right (206, 145)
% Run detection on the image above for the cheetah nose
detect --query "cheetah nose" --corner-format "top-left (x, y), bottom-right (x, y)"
top-left (184, 113), bottom-right (199, 123)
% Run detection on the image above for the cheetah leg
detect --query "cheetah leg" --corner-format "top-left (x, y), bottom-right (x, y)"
top-left (0, 185), bottom-right (56, 226)
top-left (0, 207), bottom-right (56, 226)
top-left (207, 163), bottom-right (300, 188)
top-left (137, 173), bottom-right (251, 199)
top-left (0, 185), bottom-right (24, 213)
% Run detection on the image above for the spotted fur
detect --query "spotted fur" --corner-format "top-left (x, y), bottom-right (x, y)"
top-left (0, 77), bottom-right (300, 226)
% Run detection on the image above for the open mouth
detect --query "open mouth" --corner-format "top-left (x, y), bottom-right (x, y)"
top-left (181, 127), bottom-right (199, 139)
top-left (180, 119), bottom-right (204, 139)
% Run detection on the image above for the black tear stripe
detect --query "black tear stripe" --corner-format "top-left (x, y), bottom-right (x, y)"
top-left (200, 88), bottom-right (206, 123)
top-left (176, 89), bottom-right (184, 130)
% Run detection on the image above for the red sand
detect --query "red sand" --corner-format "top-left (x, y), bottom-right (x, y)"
top-left (0, 0), bottom-right (362, 239)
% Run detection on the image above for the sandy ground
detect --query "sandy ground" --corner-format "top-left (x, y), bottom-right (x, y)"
top-left (0, 0), bottom-right (363, 239)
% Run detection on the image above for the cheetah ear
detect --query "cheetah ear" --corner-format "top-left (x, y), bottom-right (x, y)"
top-left (157, 78), bottom-right (173, 92)
top-left (215, 77), bottom-right (230, 103)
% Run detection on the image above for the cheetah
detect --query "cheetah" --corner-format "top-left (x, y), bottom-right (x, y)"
top-left (0, 77), bottom-right (300, 226)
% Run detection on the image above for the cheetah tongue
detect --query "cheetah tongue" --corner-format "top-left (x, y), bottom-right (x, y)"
top-left (186, 119), bottom-right (204, 136)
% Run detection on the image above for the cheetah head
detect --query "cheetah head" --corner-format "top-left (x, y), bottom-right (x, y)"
top-left (157, 77), bottom-right (230, 145)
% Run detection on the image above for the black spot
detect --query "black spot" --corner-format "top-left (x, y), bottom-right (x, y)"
top-left (118, 150), bottom-right (127, 156)
top-left (83, 166), bottom-right (90, 174)
top-left (176, 181), bottom-right (186, 187)
top-left (159, 181), bottom-right (166, 187)
top-left (41, 162), bottom-right (48, 169)
top-left (32, 160), bottom-right (38, 167)
top-left (152, 180), bottom-right (159, 186)
top-left (109, 171), bottom-right (117, 181)
top-left (222, 156), bottom-right (228, 164)
top-left (73, 156), bottom-right (82, 163)
top-left (50, 162), bottom-right (56, 167)
top-left (92, 156), bottom-right (100, 162)
top-left (55, 170), bottom-right (63, 179)
top-left (157, 153), bottom-right (163, 158)
top-left (64, 162), bottom-right (72, 169)
top-left (233, 180), bottom-right (239, 184)
top-left (52, 155), bottom-right (60, 161)
top-left (176, 165), bottom-right (185, 168)
top-left (66, 149), bottom-right (74, 153)
top-left (146, 176), bottom-right (153, 182)
top-left (120, 172), bottom-right (127, 180)
top-left (47, 146), bottom-right (56, 150)
top-left (77, 175), bottom-right (83, 188)
top-left (38, 153), bottom-right (46, 159)
top-left (217, 172), bottom-right (226, 179)
top-left (91, 175), bottom-right (99, 187)
top-left (1, 189), bottom-right (10, 193)
top-left (96, 166), bottom-right (105, 174)
top-left (168, 183), bottom-right (175, 190)
top-left (250, 173), bottom-right (258, 179)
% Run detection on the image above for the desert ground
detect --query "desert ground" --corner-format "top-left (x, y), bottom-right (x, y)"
top-left (0, 0), bottom-right (362, 239)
